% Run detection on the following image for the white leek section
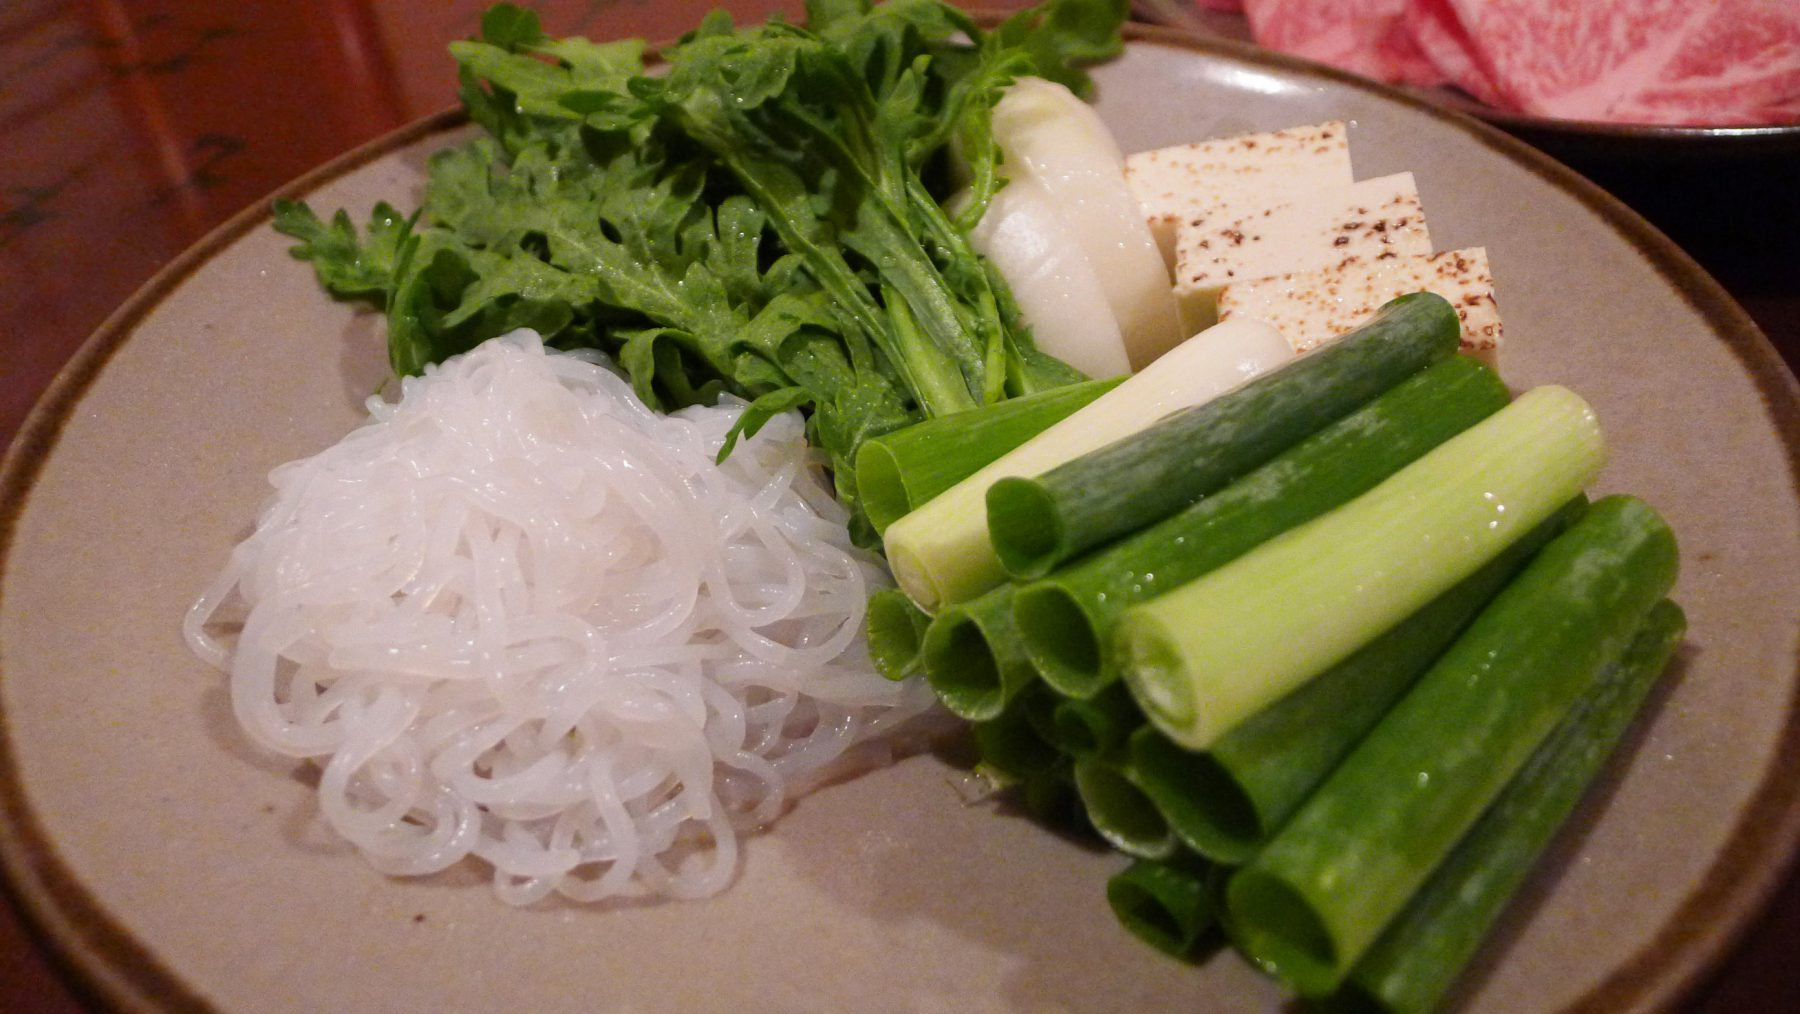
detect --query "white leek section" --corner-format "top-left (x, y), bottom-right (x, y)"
top-left (886, 318), bottom-right (1294, 613)
top-left (990, 77), bottom-right (1184, 369)
top-left (964, 173), bottom-right (1132, 379)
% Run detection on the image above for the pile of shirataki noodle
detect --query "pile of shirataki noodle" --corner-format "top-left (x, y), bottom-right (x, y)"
top-left (185, 330), bottom-right (937, 905)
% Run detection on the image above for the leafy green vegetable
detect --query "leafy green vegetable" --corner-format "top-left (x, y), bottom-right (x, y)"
top-left (274, 0), bottom-right (1126, 541)
top-left (270, 201), bottom-right (414, 302)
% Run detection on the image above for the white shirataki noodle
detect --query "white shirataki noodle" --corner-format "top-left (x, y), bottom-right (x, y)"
top-left (183, 330), bottom-right (937, 905)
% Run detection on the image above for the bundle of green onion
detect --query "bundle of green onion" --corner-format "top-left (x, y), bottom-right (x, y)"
top-left (866, 291), bottom-right (1684, 1012)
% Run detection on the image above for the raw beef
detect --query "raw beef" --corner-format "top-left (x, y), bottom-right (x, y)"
top-left (1241, 0), bottom-right (1445, 88)
top-left (1436, 0), bottom-right (1800, 125)
top-left (1210, 0), bottom-right (1800, 125)
top-left (1402, 0), bottom-right (1506, 108)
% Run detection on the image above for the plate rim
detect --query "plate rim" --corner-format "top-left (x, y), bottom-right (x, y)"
top-left (1, 21), bottom-right (1797, 1014)
top-left (0, 107), bottom-right (463, 1014)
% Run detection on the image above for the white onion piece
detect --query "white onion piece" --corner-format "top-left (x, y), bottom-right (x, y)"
top-left (1143, 316), bottom-right (1298, 407)
top-left (964, 174), bottom-right (1131, 379)
top-left (990, 77), bottom-right (1183, 369)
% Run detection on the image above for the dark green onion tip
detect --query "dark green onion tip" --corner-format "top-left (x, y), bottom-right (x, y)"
top-left (1106, 856), bottom-right (1220, 960)
top-left (1015, 582), bottom-right (1110, 697)
top-left (1074, 758), bottom-right (1177, 860)
top-left (986, 477), bottom-right (1062, 579)
top-left (1130, 728), bottom-right (1264, 864)
top-left (922, 610), bottom-right (1006, 720)
top-left (865, 588), bottom-right (927, 681)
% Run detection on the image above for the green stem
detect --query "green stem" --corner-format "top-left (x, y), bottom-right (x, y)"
top-left (1226, 496), bottom-right (1679, 996)
top-left (1014, 354), bottom-right (1508, 698)
top-left (1333, 599), bottom-right (1686, 1014)
top-left (1117, 384), bottom-right (1607, 750)
top-left (1127, 499), bottom-right (1584, 864)
top-left (986, 292), bottom-right (1464, 579)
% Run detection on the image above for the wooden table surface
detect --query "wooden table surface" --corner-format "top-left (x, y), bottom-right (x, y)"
top-left (1, 2), bottom-right (1795, 1011)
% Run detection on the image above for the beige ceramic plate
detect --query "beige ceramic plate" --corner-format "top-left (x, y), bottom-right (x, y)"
top-left (3, 26), bottom-right (1799, 1014)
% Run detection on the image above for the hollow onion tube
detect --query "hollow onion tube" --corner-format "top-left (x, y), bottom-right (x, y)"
top-left (1014, 354), bottom-right (1509, 699)
top-left (1107, 854), bottom-right (1220, 959)
top-left (987, 292), bottom-right (1463, 580)
top-left (1334, 599), bottom-right (1686, 1014)
top-left (988, 77), bottom-right (1183, 369)
top-left (970, 685), bottom-right (1082, 829)
top-left (1127, 499), bottom-right (1584, 864)
top-left (865, 588), bottom-right (929, 681)
top-left (920, 584), bottom-right (1034, 721)
top-left (1117, 383), bottom-right (1608, 751)
top-left (1225, 495), bottom-right (1679, 997)
top-left (971, 683), bottom-right (1062, 782)
top-left (1074, 753), bottom-right (1176, 859)
top-left (1048, 680), bottom-right (1142, 760)
top-left (884, 318), bottom-right (1291, 613)
top-left (856, 376), bottom-right (1122, 534)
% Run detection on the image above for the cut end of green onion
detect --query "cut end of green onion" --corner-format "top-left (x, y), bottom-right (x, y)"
top-left (855, 441), bottom-right (910, 534)
top-left (888, 538), bottom-right (945, 616)
top-left (1227, 869), bottom-right (1342, 997)
top-left (1052, 707), bottom-right (1106, 758)
top-left (1130, 728), bottom-right (1265, 865)
top-left (866, 589), bottom-right (926, 681)
top-left (1016, 583), bottom-right (1111, 698)
top-left (922, 610), bottom-right (1006, 721)
top-left (1108, 876), bottom-right (1198, 957)
top-left (1115, 611), bottom-right (1203, 746)
top-left (987, 477), bottom-right (1063, 579)
top-left (1177, 765), bottom-right (1262, 864)
top-left (1073, 759), bottom-right (1177, 860)
top-left (1046, 682), bottom-right (1142, 759)
top-left (1106, 858), bottom-right (1219, 960)
top-left (972, 685), bottom-right (1065, 781)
